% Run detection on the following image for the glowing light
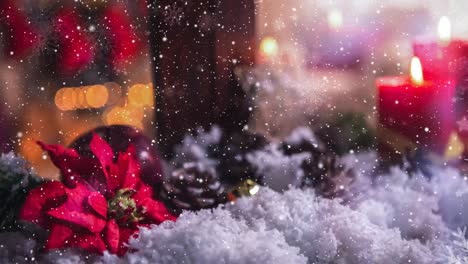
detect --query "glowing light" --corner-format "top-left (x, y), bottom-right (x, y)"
top-left (86, 85), bottom-right (109, 108)
top-left (327, 8), bottom-right (343, 30)
top-left (128, 83), bottom-right (154, 107)
top-left (54, 88), bottom-right (66, 111)
top-left (259, 37), bottom-right (279, 59)
top-left (445, 132), bottom-right (464, 159)
top-left (105, 82), bottom-right (154, 129)
top-left (71, 88), bottom-right (79, 109)
top-left (249, 184), bottom-right (260, 195)
top-left (438, 16), bottom-right (451, 44)
top-left (105, 105), bottom-right (144, 129)
top-left (76, 88), bottom-right (88, 109)
top-left (61, 88), bottom-right (75, 111)
top-left (410, 57), bottom-right (424, 86)
top-left (20, 137), bottom-right (42, 164)
top-left (55, 85), bottom-right (110, 111)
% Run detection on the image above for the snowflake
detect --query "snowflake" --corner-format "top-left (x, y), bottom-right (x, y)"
top-left (163, 3), bottom-right (185, 26)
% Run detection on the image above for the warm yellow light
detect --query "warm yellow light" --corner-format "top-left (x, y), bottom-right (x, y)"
top-left (259, 37), bottom-right (279, 58)
top-left (249, 184), bottom-right (260, 195)
top-left (76, 88), bottom-right (88, 109)
top-left (105, 105), bottom-right (143, 129)
top-left (445, 132), bottom-right (464, 159)
top-left (56, 84), bottom-right (111, 110)
top-left (438, 16), bottom-right (452, 43)
top-left (327, 8), bottom-right (343, 30)
top-left (128, 83), bottom-right (154, 107)
top-left (85, 85), bottom-right (109, 108)
top-left (55, 88), bottom-right (75, 111)
top-left (71, 88), bottom-right (79, 109)
top-left (55, 88), bottom-right (65, 111)
top-left (61, 88), bottom-right (75, 111)
top-left (410, 57), bottom-right (424, 86)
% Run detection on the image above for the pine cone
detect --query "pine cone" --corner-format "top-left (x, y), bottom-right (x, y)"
top-left (160, 163), bottom-right (226, 215)
top-left (398, 149), bottom-right (435, 178)
top-left (281, 127), bottom-right (327, 159)
top-left (281, 139), bottom-right (324, 157)
top-left (210, 131), bottom-right (268, 185)
top-left (281, 131), bottom-right (354, 198)
top-left (301, 151), bottom-right (355, 199)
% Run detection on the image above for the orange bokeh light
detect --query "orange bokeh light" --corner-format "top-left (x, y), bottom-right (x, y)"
top-left (128, 83), bottom-right (154, 107)
top-left (86, 85), bottom-right (109, 108)
top-left (55, 85), bottom-right (110, 111)
top-left (105, 105), bottom-right (144, 129)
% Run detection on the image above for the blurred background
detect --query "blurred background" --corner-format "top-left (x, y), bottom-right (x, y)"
top-left (0, 0), bottom-right (466, 177)
top-left (0, 0), bottom-right (154, 177)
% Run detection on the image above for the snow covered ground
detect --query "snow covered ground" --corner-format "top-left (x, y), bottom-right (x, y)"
top-left (2, 152), bottom-right (468, 263)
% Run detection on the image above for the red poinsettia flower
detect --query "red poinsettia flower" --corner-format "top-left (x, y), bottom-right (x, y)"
top-left (20, 134), bottom-right (176, 256)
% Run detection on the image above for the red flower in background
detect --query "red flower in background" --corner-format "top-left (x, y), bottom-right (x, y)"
top-left (20, 134), bottom-right (176, 256)
top-left (103, 5), bottom-right (140, 71)
top-left (0, 0), bottom-right (41, 58)
top-left (54, 9), bottom-right (96, 75)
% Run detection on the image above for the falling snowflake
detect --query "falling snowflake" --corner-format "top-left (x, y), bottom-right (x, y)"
top-left (163, 3), bottom-right (185, 26)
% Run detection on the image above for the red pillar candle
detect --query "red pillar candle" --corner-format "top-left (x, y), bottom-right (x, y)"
top-left (412, 17), bottom-right (468, 159)
top-left (377, 57), bottom-right (456, 160)
top-left (412, 17), bottom-right (468, 81)
top-left (413, 39), bottom-right (468, 81)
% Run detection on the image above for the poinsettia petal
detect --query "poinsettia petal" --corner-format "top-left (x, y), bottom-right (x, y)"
top-left (138, 198), bottom-right (177, 223)
top-left (87, 192), bottom-right (108, 219)
top-left (117, 145), bottom-right (140, 190)
top-left (104, 219), bottom-right (120, 254)
top-left (106, 145), bottom-right (140, 193)
top-left (117, 226), bottom-right (139, 256)
top-left (48, 209), bottom-right (106, 233)
top-left (89, 133), bottom-right (114, 176)
top-left (69, 232), bottom-right (107, 255)
top-left (132, 183), bottom-right (153, 202)
top-left (20, 181), bottom-right (66, 227)
top-left (44, 223), bottom-right (74, 250)
top-left (107, 165), bottom-right (121, 195)
top-left (37, 142), bottom-right (82, 187)
top-left (47, 182), bottom-right (106, 233)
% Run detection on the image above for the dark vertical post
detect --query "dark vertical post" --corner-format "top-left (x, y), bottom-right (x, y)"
top-left (213, 0), bottom-right (257, 131)
top-left (147, 0), bottom-right (165, 153)
top-left (148, 0), bottom-right (256, 156)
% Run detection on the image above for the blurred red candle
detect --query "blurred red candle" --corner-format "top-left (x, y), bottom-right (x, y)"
top-left (412, 17), bottom-right (468, 81)
top-left (377, 57), bottom-right (456, 159)
top-left (413, 17), bottom-right (468, 159)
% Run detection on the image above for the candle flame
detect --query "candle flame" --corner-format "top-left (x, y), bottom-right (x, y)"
top-left (259, 37), bottom-right (279, 58)
top-left (327, 9), bottom-right (343, 30)
top-left (410, 57), bottom-right (424, 86)
top-left (438, 16), bottom-right (452, 43)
